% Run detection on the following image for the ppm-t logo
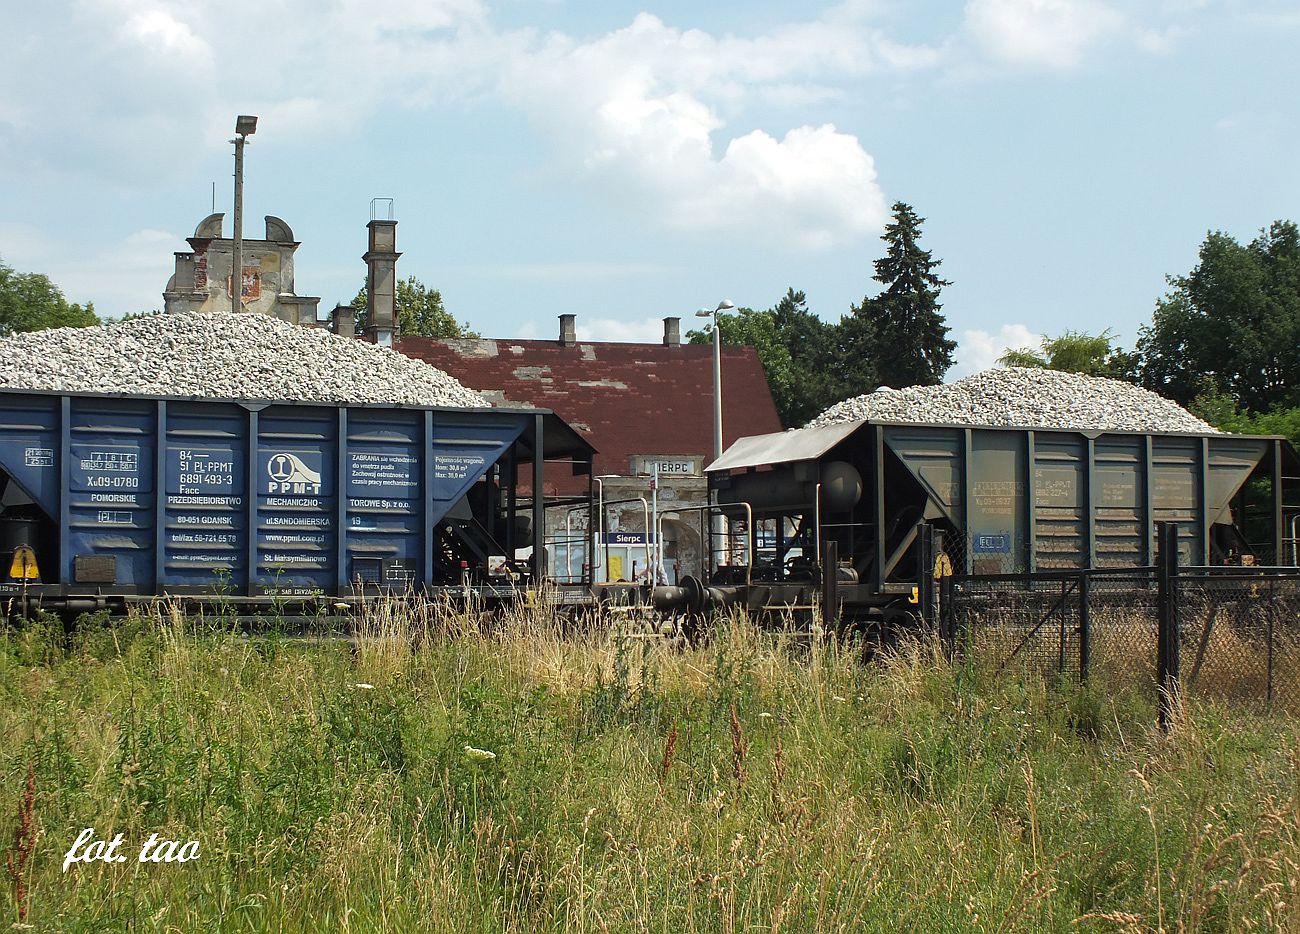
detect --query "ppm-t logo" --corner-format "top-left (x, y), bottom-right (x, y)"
top-left (266, 453), bottom-right (322, 495)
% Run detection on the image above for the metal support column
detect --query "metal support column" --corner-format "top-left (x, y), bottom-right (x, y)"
top-left (59, 396), bottom-right (71, 586)
top-left (916, 523), bottom-right (936, 625)
top-left (423, 410), bottom-right (435, 589)
top-left (1156, 521), bottom-right (1181, 732)
top-left (245, 409), bottom-right (259, 596)
top-left (1085, 437), bottom-right (1096, 569)
top-left (873, 428), bottom-right (886, 590)
top-left (1078, 572), bottom-right (1091, 683)
top-left (532, 414), bottom-right (545, 584)
top-left (336, 408), bottom-right (348, 596)
top-left (1199, 437), bottom-right (1211, 565)
top-left (1274, 439), bottom-right (1284, 565)
top-left (1026, 431), bottom-right (1037, 573)
top-left (153, 400), bottom-right (167, 591)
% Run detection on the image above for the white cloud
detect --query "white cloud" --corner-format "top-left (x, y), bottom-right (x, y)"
top-left (121, 8), bottom-right (213, 64)
top-left (21, 228), bottom-right (182, 316)
top-left (963, 0), bottom-right (1125, 68)
top-left (949, 323), bottom-right (1040, 380)
top-left (513, 315), bottom-right (664, 343)
top-left (498, 12), bottom-right (916, 249)
top-left (3, 3), bottom-right (932, 251)
top-left (575, 316), bottom-right (667, 343)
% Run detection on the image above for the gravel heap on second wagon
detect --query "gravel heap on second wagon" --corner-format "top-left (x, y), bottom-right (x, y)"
top-left (808, 367), bottom-right (1217, 434)
top-left (0, 312), bottom-right (488, 407)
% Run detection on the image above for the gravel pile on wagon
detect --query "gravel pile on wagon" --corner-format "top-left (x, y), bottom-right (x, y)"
top-left (0, 312), bottom-right (488, 407)
top-left (808, 367), bottom-right (1217, 433)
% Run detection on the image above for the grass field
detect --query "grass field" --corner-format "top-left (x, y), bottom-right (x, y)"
top-left (2, 601), bottom-right (1299, 932)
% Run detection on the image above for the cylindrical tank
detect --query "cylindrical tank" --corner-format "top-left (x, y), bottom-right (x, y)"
top-left (718, 460), bottom-right (863, 512)
top-left (820, 461), bottom-right (862, 512)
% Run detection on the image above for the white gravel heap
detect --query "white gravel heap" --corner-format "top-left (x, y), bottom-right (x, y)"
top-left (0, 312), bottom-right (488, 407)
top-left (809, 367), bottom-right (1217, 434)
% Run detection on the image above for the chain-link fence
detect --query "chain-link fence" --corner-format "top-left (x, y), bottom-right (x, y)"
top-left (943, 556), bottom-right (1300, 719)
top-left (944, 569), bottom-right (1160, 685)
top-left (1176, 571), bottom-right (1300, 713)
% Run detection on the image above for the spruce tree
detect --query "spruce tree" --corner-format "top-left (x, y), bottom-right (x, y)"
top-left (848, 202), bottom-right (956, 388)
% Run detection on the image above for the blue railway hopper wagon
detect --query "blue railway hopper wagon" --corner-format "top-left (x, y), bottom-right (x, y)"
top-left (0, 388), bottom-right (594, 615)
top-left (654, 419), bottom-right (1300, 627)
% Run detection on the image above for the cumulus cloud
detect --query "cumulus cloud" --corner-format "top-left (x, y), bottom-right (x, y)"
top-left (949, 323), bottom-right (1040, 380)
top-left (121, 7), bottom-right (212, 63)
top-left (497, 12), bottom-right (911, 248)
top-left (4, 2), bottom-right (928, 250)
top-left (963, 0), bottom-right (1125, 68)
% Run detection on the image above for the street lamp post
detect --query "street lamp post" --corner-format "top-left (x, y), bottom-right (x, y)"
top-left (231, 115), bottom-right (258, 314)
top-left (695, 300), bottom-right (734, 572)
top-left (695, 300), bottom-right (734, 460)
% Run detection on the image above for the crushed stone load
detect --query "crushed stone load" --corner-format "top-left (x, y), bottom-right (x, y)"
top-left (0, 312), bottom-right (488, 407)
top-left (809, 367), bottom-right (1218, 434)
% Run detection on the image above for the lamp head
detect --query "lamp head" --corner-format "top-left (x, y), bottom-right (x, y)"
top-left (694, 307), bottom-right (713, 318)
top-left (235, 115), bottom-right (258, 136)
top-left (715, 299), bottom-right (735, 313)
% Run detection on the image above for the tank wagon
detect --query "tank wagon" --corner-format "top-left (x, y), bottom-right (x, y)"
top-left (654, 419), bottom-right (1300, 626)
top-left (0, 388), bottom-right (593, 615)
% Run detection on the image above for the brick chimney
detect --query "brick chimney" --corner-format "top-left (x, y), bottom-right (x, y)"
top-left (363, 218), bottom-right (401, 347)
top-left (331, 302), bottom-right (355, 338)
top-left (558, 313), bottom-right (577, 346)
top-left (663, 316), bottom-right (681, 347)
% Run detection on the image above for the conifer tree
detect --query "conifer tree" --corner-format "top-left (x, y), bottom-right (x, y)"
top-left (848, 202), bottom-right (955, 388)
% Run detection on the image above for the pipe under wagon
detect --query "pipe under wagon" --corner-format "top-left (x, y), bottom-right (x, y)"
top-left (0, 388), bottom-right (595, 615)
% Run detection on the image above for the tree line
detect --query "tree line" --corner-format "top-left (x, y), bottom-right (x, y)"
top-left (3, 209), bottom-right (1298, 444)
top-left (686, 209), bottom-right (1300, 445)
top-left (993, 220), bottom-right (1300, 444)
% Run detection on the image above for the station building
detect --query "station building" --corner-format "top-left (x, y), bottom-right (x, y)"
top-left (398, 316), bottom-right (782, 583)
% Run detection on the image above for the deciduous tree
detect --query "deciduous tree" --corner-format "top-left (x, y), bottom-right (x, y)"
top-left (686, 289), bottom-right (848, 429)
top-left (353, 276), bottom-right (478, 338)
top-left (998, 329), bottom-right (1138, 380)
top-left (1138, 221), bottom-right (1300, 412)
top-left (0, 256), bottom-right (99, 336)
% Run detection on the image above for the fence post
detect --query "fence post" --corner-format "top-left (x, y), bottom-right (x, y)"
top-left (916, 523), bottom-right (936, 626)
top-left (1267, 577), bottom-right (1276, 710)
top-left (939, 573), bottom-right (954, 657)
top-left (821, 539), bottom-right (839, 632)
top-left (1078, 571), bottom-right (1091, 684)
top-left (1156, 521), bottom-right (1180, 732)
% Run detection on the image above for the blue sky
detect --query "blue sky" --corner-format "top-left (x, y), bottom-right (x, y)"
top-left (2, 0), bottom-right (1298, 378)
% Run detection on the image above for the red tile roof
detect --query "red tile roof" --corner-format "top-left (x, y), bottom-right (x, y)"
top-left (397, 335), bottom-right (782, 493)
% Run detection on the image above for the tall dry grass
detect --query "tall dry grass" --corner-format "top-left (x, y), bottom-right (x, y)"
top-left (0, 600), bottom-right (1298, 931)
